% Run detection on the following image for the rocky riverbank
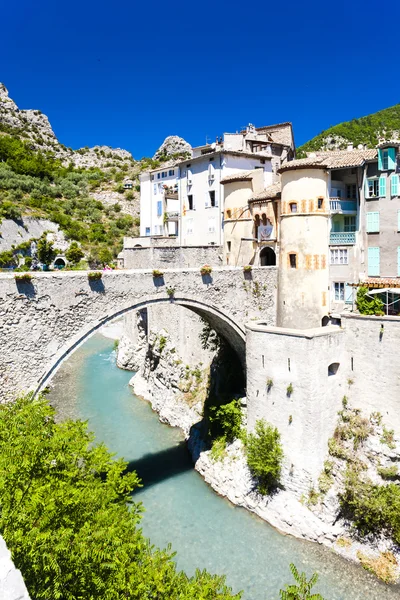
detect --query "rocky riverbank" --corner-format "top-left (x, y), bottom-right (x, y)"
top-left (111, 320), bottom-right (400, 585)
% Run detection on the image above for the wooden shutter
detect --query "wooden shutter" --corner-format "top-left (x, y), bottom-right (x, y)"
top-left (368, 247), bottom-right (380, 276)
top-left (378, 149), bottom-right (383, 171)
top-left (157, 200), bottom-right (162, 216)
top-left (391, 174), bottom-right (399, 197)
top-left (345, 283), bottom-right (353, 304)
top-left (379, 175), bottom-right (386, 197)
top-left (388, 148), bottom-right (396, 170)
top-left (366, 211), bottom-right (379, 232)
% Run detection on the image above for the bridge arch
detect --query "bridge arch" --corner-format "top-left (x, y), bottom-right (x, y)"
top-left (35, 295), bottom-right (246, 395)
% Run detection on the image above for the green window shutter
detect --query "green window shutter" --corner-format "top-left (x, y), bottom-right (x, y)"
top-left (366, 211), bottom-right (379, 232)
top-left (388, 148), bottom-right (396, 170)
top-left (391, 174), bottom-right (399, 197)
top-left (379, 175), bottom-right (386, 197)
top-left (368, 247), bottom-right (380, 276)
top-left (378, 149), bottom-right (383, 171)
top-left (345, 283), bottom-right (353, 304)
top-left (398, 247), bottom-right (400, 277)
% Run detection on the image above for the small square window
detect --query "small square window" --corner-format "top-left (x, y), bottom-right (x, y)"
top-left (289, 202), bottom-right (297, 213)
top-left (289, 254), bottom-right (297, 268)
top-left (317, 198), bottom-right (324, 209)
top-left (145, 227), bottom-right (150, 236)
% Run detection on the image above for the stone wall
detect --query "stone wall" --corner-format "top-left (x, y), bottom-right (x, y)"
top-left (246, 323), bottom-right (347, 488)
top-left (0, 536), bottom-right (30, 600)
top-left (121, 245), bottom-right (222, 270)
top-left (0, 267), bottom-right (277, 402)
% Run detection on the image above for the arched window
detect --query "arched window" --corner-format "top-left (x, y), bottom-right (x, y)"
top-left (328, 363), bottom-right (340, 376)
top-left (259, 247), bottom-right (276, 266)
top-left (289, 202), bottom-right (298, 213)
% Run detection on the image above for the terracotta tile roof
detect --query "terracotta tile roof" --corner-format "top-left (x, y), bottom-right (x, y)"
top-left (279, 149), bottom-right (378, 173)
top-left (249, 182), bottom-right (281, 202)
top-left (351, 277), bottom-right (400, 288)
top-left (220, 170), bottom-right (254, 184)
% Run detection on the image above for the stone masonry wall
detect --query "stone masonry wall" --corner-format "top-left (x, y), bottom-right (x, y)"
top-left (0, 267), bottom-right (277, 402)
top-left (122, 245), bottom-right (222, 270)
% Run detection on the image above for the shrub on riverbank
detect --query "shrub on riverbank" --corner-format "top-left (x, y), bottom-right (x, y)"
top-left (0, 394), bottom-right (241, 600)
top-left (246, 419), bottom-right (283, 494)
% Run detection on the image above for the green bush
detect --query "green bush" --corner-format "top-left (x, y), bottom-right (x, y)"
top-left (65, 242), bottom-right (84, 265)
top-left (87, 271), bottom-right (102, 281)
top-left (340, 472), bottom-right (400, 544)
top-left (279, 563), bottom-right (324, 599)
top-left (37, 236), bottom-right (56, 266)
top-left (246, 419), bottom-right (283, 494)
top-left (209, 399), bottom-right (243, 444)
top-left (0, 395), bottom-right (240, 600)
top-left (356, 286), bottom-right (384, 315)
top-left (0, 249), bottom-right (18, 268)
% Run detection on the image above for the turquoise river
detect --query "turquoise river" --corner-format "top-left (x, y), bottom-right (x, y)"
top-left (48, 333), bottom-right (399, 600)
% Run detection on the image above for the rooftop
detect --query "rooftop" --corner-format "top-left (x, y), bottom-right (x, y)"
top-left (279, 148), bottom-right (378, 173)
top-left (221, 170), bottom-right (254, 184)
top-left (249, 182), bottom-right (281, 202)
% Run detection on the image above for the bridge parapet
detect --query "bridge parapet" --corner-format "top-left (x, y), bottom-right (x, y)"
top-left (0, 267), bottom-right (277, 401)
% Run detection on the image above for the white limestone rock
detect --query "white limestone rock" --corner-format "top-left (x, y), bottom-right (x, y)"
top-left (153, 136), bottom-right (192, 160)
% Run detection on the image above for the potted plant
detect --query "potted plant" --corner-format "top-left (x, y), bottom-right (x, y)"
top-left (88, 271), bottom-right (102, 281)
top-left (152, 269), bottom-right (164, 278)
top-left (200, 265), bottom-right (212, 276)
top-left (15, 273), bottom-right (33, 283)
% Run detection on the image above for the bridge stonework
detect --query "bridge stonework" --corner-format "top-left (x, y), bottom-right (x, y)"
top-left (0, 267), bottom-right (277, 402)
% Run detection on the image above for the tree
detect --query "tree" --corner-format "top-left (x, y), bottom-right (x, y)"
top-left (37, 236), bottom-right (56, 266)
top-left (65, 241), bottom-right (84, 264)
top-left (246, 419), bottom-right (283, 494)
top-left (356, 286), bottom-right (384, 315)
top-left (0, 395), bottom-right (241, 600)
top-left (279, 564), bottom-right (324, 599)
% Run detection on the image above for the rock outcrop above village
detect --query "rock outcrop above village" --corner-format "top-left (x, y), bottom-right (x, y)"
top-left (153, 135), bottom-right (192, 160)
top-left (0, 83), bottom-right (135, 170)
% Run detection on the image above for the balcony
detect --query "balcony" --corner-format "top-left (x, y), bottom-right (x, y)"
top-left (329, 232), bottom-right (356, 245)
top-left (329, 198), bottom-right (357, 214)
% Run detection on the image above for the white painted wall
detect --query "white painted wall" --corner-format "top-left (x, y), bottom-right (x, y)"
top-left (140, 167), bottom-right (179, 237)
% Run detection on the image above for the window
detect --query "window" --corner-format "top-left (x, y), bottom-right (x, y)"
top-left (151, 175), bottom-right (154, 181)
top-left (330, 249), bottom-right (348, 264)
top-left (253, 144), bottom-right (260, 153)
top-left (379, 175), bottom-right (386, 197)
top-left (208, 163), bottom-right (215, 181)
top-left (209, 191), bottom-right (216, 207)
top-left (289, 202), bottom-right (298, 213)
top-left (227, 241), bottom-right (231, 252)
top-left (208, 217), bottom-right (216, 233)
top-left (168, 169), bottom-right (174, 176)
top-left (187, 195), bottom-right (194, 210)
top-left (334, 282), bottom-right (345, 301)
top-left (153, 183), bottom-right (157, 195)
top-left (366, 211), bottom-right (379, 233)
top-left (157, 200), bottom-right (162, 217)
top-left (161, 171), bottom-right (167, 179)
top-left (346, 184), bottom-right (356, 199)
top-left (368, 247), bottom-right (380, 276)
top-left (391, 174), bottom-right (399, 197)
top-left (187, 169), bottom-right (193, 184)
top-left (186, 218), bottom-right (193, 235)
top-left (145, 227), bottom-right (150, 236)
top-left (289, 253), bottom-right (297, 268)
top-left (157, 173), bottom-right (161, 180)
top-left (382, 149), bottom-right (389, 170)
top-left (317, 198), bottom-right (324, 209)
top-left (328, 363), bottom-right (340, 376)
top-left (344, 216), bottom-right (356, 232)
top-left (366, 178), bottom-right (379, 198)
top-left (260, 159), bottom-right (265, 164)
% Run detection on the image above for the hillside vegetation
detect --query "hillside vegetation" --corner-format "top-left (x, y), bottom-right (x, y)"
top-left (297, 104), bottom-right (400, 156)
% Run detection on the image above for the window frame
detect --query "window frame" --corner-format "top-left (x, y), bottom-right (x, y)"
top-left (330, 248), bottom-right (348, 265)
top-left (289, 202), bottom-right (298, 213)
top-left (333, 282), bottom-right (345, 302)
top-left (289, 253), bottom-right (297, 269)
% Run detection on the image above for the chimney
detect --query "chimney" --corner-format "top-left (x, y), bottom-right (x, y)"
top-left (347, 143), bottom-right (353, 151)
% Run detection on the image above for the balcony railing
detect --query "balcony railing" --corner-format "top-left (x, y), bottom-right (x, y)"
top-left (329, 232), bottom-right (356, 245)
top-left (329, 198), bottom-right (357, 213)
top-left (166, 211), bottom-right (179, 219)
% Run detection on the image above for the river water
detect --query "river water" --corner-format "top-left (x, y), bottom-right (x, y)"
top-left (48, 334), bottom-right (398, 600)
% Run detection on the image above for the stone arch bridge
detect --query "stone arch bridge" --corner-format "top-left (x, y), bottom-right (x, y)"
top-left (0, 267), bottom-right (277, 402)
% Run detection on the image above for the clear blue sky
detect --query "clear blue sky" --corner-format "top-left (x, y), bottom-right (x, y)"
top-left (2, 0), bottom-right (399, 158)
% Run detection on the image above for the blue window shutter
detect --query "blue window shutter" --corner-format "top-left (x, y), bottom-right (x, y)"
top-left (368, 247), bottom-right (380, 276)
top-left (391, 174), bottom-right (399, 197)
top-left (366, 211), bottom-right (379, 232)
top-left (345, 283), bottom-right (353, 304)
top-left (379, 175), bottom-right (386, 197)
top-left (157, 200), bottom-right (162, 216)
top-left (378, 149), bottom-right (383, 171)
top-left (388, 148), bottom-right (396, 170)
